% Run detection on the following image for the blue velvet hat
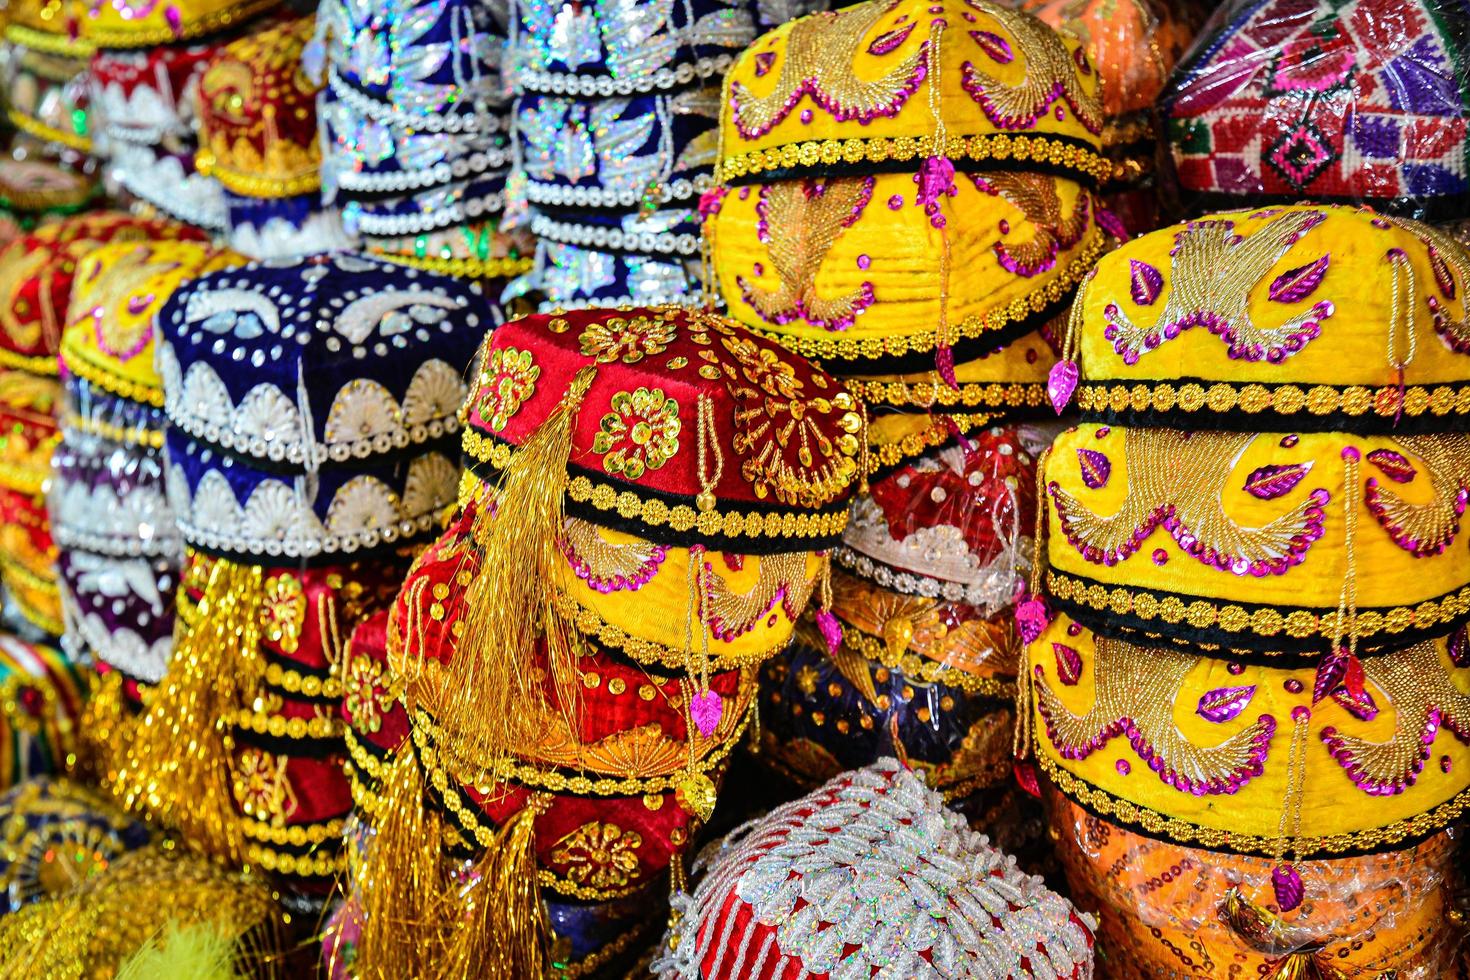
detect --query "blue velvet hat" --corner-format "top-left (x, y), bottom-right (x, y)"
top-left (515, 91), bottom-right (720, 211)
top-left (530, 206), bottom-right (699, 258)
top-left (164, 430), bottom-right (461, 561)
top-left (339, 172), bottom-right (510, 239)
top-left (156, 253), bottom-right (499, 471)
top-left (509, 0), bottom-right (824, 97)
top-left (503, 239), bottom-right (702, 310)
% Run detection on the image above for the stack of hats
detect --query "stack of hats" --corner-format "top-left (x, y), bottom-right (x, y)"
top-left (1028, 205), bottom-right (1470, 974)
top-left (108, 253), bottom-right (487, 897)
top-left (707, 0), bottom-right (1110, 820)
top-left (504, 0), bottom-right (827, 311)
top-left (52, 237), bottom-right (242, 772)
top-left (194, 14), bottom-right (351, 259)
top-left (333, 304), bottom-right (864, 977)
top-left (315, 0), bottom-right (525, 283)
top-left (1010, 0), bottom-right (1206, 235)
top-left (654, 759), bottom-right (1097, 979)
top-left (1162, 0), bottom-right (1470, 230)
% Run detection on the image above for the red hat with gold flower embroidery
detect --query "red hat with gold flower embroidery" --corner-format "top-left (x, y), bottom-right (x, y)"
top-left (461, 304), bottom-right (866, 555)
top-left (0, 212), bottom-right (205, 375)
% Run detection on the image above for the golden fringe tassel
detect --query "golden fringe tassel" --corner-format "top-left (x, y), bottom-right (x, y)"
top-left (74, 669), bottom-right (130, 785)
top-left (110, 559), bottom-right (266, 864)
top-left (355, 747), bottom-right (549, 979)
top-left (428, 367), bottom-right (596, 788)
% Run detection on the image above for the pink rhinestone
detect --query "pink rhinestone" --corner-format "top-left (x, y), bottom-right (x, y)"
top-left (1115, 759), bottom-right (1131, 775)
top-left (1284, 678), bottom-right (1304, 694)
top-left (1151, 549), bottom-right (1168, 566)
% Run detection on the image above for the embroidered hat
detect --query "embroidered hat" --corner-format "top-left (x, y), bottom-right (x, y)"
top-left (1027, 612), bottom-right (1470, 866)
top-left (1049, 790), bottom-right (1463, 977)
top-left (163, 431), bottom-right (460, 561)
top-left (759, 604), bottom-right (1017, 801)
top-left (0, 212), bottom-right (206, 376)
top-left (0, 778), bottom-right (152, 914)
top-left (156, 253), bottom-right (495, 471)
top-left (340, 609), bottom-right (410, 801)
top-left (709, 170), bottom-right (1103, 372)
top-left (194, 16), bottom-right (323, 200)
top-left (838, 430), bottom-right (1039, 612)
top-left (50, 427), bottom-right (180, 686)
top-left (1059, 205), bottom-right (1470, 433)
top-left (79, 0), bottom-right (279, 48)
top-left (1016, 0), bottom-right (1203, 188)
top-left (108, 144), bottom-right (230, 232)
top-left (0, 160), bottom-right (95, 222)
top-left (461, 304), bottom-right (864, 552)
top-left (0, 372), bottom-right (63, 636)
top-left (4, 44), bottom-right (93, 155)
top-left (89, 44), bottom-right (215, 148)
top-left (3, 0), bottom-right (89, 56)
top-left (1041, 423), bottom-right (1470, 654)
top-left (1162, 0), bottom-right (1470, 221)
top-left (61, 239), bottom-right (245, 409)
top-left (0, 638), bottom-right (82, 785)
top-left (509, 0), bottom-right (801, 99)
top-left (717, 0), bottom-right (1109, 187)
top-left (654, 759), bottom-right (1097, 980)
top-left (505, 239), bottom-right (704, 312)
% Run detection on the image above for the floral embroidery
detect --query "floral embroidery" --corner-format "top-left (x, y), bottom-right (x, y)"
top-left (720, 334), bottom-right (804, 399)
top-left (549, 822), bottom-right (643, 890)
top-left (578, 315), bottom-right (676, 364)
top-left (344, 655), bottom-right (392, 734)
top-left (592, 388), bottom-right (681, 480)
top-left (480, 347), bottom-right (540, 432)
top-left (232, 748), bottom-right (299, 827)
top-left (259, 574), bottom-right (306, 654)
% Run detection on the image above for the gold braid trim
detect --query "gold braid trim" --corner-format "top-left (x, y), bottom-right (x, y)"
top-left (739, 235), bottom-right (1103, 362)
top-left (551, 589), bottom-right (783, 672)
top-left (79, 0), bottom-right (280, 47)
top-left (717, 132), bottom-right (1112, 185)
top-left (1038, 753), bottom-right (1470, 858)
top-left (229, 707), bottom-right (343, 741)
top-left (867, 411), bottom-right (994, 474)
top-left (344, 725), bottom-right (391, 787)
top-left (2, 24), bottom-right (94, 56)
top-left (263, 661), bottom-right (342, 698)
top-left (1046, 569), bottom-right (1470, 646)
top-left (846, 377), bottom-right (1048, 412)
top-left (6, 109), bottom-right (90, 154)
top-left (1076, 379), bottom-right (1470, 424)
top-left (828, 617), bottom-right (1017, 697)
top-left (552, 919), bottom-right (657, 979)
top-left (243, 841), bottom-right (344, 878)
top-left (58, 341), bottom-right (163, 407)
top-left (238, 813), bottom-right (346, 847)
top-left (413, 706), bottom-right (749, 797)
top-left (458, 443), bottom-right (850, 542)
top-left (61, 411), bottom-right (163, 449)
top-left (375, 253), bottom-right (535, 280)
top-left (194, 151), bottom-right (320, 199)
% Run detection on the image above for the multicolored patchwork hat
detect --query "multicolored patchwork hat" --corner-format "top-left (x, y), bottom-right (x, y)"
top-left (1057, 205), bottom-right (1470, 433)
top-left (156, 253), bottom-right (495, 472)
top-left (1162, 0), bottom-right (1470, 221)
top-left (1040, 423), bottom-right (1470, 654)
top-left (653, 759), bottom-right (1097, 979)
top-left (716, 0), bottom-right (1109, 187)
top-left (0, 212), bottom-right (206, 375)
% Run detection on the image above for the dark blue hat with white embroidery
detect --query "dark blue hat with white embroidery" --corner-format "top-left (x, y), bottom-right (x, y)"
top-left (156, 253), bottom-right (499, 472)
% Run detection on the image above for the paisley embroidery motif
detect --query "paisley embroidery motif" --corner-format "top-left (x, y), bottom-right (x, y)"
top-left (959, 0), bottom-right (1103, 135)
top-left (1101, 211), bottom-right (1333, 364)
top-left (1049, 429), bottom-right (1330, 576)
top-left (1363, 435), bottom-right (1470, 557)
top-left (74, 245), bottom-right (181, 360)
top-left (1035, 634), bottom-right (1277, 795)
top-left (1319, 641), bottom-right (1470, 795)
top-left (729, 0), bottom-right (928, 139)
top-left (737, 178), bottom-right (877, 332)
top-left (562, 519), bottom-right (668, 593)
top-left (972, 172), bottom-right (1091, 277)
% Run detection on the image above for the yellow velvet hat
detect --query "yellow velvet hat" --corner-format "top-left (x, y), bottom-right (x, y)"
top-left (60, 240), bottom-right (245, 408)
top-left (844, 326), bottom-right (1056, 416)
top-left (708, 170), bottom-right (1103, 372)
top-left (1042, 422), bottom-right (1470, 653)
top-left (1027, 611), bottom-right (1470, 862)
top-left (716, 0), bottom-right (1109, 187)
top-left (3, 0), bottom-right (90, 56)
top-left (79, 0), bottom-right (278, 48)
top-left (1057, 204), bottom-right (1470, 432)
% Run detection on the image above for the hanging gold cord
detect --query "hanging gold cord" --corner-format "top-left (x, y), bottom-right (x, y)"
top-left (428, 366), bottom-right (596, 791)
top-left (354, 746), bottom-right (549, 979)
top-left (111, 558), bottom-right (266, 864)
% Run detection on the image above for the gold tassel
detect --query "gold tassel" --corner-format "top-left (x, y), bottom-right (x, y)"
top-left (353, 744), bottom-right (451, 980)
top-left (110, 558), bottom-right (265, 863)
top-left (74, 669), bottom-right (129, 786)
top-left (440, 809), bottom-right (548, 979)
top-left (429, 367), bottom-right (596, 789)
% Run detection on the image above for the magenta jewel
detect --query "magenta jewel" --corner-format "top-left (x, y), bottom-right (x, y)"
top-left (1047, 360), bottom-right (1079, 414)
top-left (815, 608), bottom-right (843, 656)
top-left (1015, 597), bottom-right (1049, 645)
top-left (690, 689), bottom-right (723, 738)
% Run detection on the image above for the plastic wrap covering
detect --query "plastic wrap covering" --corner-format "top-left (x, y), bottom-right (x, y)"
top-left (1162, 0), bottom-right (1470, 223)
top-left (1048, 788), bottom-right (1466, 978)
